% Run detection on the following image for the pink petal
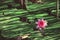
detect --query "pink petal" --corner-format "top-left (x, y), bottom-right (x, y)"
top-left (35, 22), bottom-right (38, 24)
top-left (38, 19), bottom-right (41, 21)
top-left (36, 25), bottom-right (39, 28)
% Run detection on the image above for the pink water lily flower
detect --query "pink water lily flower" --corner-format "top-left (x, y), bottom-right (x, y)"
top-left (36, 19), bottom-right (48, 28)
